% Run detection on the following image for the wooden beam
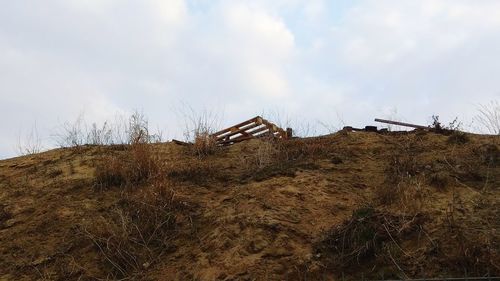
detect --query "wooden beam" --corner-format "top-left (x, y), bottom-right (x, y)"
top-left (212, 116), bottom-right (262, 137)
top-left (215, 122), bottom-right (263, 141)
top-left (172, 139), bottom-right (192, 146)
top-left (374, 118), bottom-right (428, 130)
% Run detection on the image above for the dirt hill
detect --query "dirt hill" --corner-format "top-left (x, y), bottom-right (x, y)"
top-left (0, 130), bottom-right (498, 280)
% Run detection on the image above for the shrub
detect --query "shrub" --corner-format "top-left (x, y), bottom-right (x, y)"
top-left (86, 121), bottom-right (113, 145)
top-left (430, 115), bottom-right (465, 136)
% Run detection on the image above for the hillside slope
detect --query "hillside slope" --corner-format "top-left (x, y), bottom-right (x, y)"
top-left (0, 130), bottom-right (498, 280)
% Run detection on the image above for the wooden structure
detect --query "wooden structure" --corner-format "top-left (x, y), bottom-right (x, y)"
top-left (211, 116), bottom-right (291, 146)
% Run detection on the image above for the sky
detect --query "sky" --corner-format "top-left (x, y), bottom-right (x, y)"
top-left (1, 0), bottom-right (499, 159)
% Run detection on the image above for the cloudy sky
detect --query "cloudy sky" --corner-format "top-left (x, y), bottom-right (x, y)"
top-left (1, 0), bottom-right (499, 159)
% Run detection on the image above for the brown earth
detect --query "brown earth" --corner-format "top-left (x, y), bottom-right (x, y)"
top-left (0, 130), bottom-right (498, 280)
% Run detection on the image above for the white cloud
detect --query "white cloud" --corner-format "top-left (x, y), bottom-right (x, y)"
top-left (306, 0), bottom-right (500, 127)
top-left (1, 0), bottom-right (500, 158)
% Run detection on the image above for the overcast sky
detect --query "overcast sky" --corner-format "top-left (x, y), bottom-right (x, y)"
top-left (1, 0), bottom-right (499, 159)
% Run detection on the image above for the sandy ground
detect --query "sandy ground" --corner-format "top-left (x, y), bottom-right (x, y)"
top-left (0, 131), bottom-right (498, 280)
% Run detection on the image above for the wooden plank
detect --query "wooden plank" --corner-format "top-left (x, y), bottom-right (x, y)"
top-left (219, 133), bottom-right (259, 145)
top-left (218, 126), bottom-right (273, 145)
top-left (215, 122), bottom-right (263, 141)
top-left (261, 118), bottom-right (286, 135)
top-left (172, 139), bottom-right (192, 146)
top-left (374, 118), bottom-right (428, 130)
top-left (212, 116), bottom-right (261, 137)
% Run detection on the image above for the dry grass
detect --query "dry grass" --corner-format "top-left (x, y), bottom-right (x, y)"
top-left (80, 181), bottom-right (178, 279)
top-left (428, 171), bottom-right (449, 189)
top-left (439, 190), bottom-right (500, 275)
top-left (374, 179), bottom-right (429, 214)
top-left (447, 131), bottom-right (470, 144)
top-left (375, 135), bottom-right (428, 209)
top-left (0, 204), bottom-right (12, 228)
top-left (239, 136), bottom-right (338, 181)
top-left (473, 143), bottom-right (499, 166)
top-left (316, 207), bottom-right (426, 278)
top-left (94, 143), bottom-right (163, 189)
top-left (167, 158), bottom-right (225, 185)
top-left (191, 131), bottom-right (218, 158)
top-left (182, 109), bottom-right (221, 158)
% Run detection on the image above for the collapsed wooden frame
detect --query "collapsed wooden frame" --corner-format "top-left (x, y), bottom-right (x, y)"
top-left (172, 116), bottom-right (292, 146)
top-left (211, 116), bottom-right (291, 146)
